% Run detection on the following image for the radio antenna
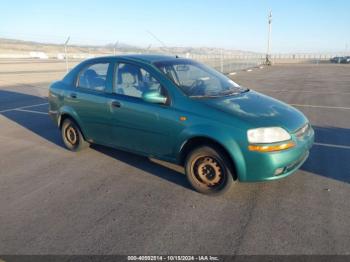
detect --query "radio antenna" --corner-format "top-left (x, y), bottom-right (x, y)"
top-left (146, 30), bottom-right (167, 48)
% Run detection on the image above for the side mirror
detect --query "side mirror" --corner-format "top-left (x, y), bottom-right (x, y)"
top-left (142, 90), bottom-right (167, 104)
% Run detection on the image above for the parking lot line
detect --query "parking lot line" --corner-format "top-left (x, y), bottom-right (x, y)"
top-left (0, 102), bottom-right (48, 113)
top-left (263, 90), bottom-right (350, 95)
top-left (16, 109), bottom-right (48, 115)
top-left (314, 142), bottom-right (350, 150)
top-left (290, 104), bottom-right (350, 110)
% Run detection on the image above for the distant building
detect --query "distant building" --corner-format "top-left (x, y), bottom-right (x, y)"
top-left (29, 51), bottom-right (48, 59)
top-left (57, 53), bottom-right (65, 60)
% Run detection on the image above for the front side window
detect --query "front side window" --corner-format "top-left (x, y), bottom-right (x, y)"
top-left (114, 63), bottom-right (162, 98)
top-left (154, 59), bottom-right (247, 97)
top-left (77, 63), bottom-right (109, 91)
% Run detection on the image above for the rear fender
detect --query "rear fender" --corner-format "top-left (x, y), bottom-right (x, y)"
top-left (58, 106), bottom-right (85, 133)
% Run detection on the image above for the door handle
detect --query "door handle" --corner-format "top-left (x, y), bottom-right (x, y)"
top-left (70, 93), bottom-right (77, 99)
top-left (111, 100), bottom-right (121, 108)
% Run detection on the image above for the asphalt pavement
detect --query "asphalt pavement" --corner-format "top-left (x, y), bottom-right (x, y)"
top-left (0, 61), bottom-right (349, 255)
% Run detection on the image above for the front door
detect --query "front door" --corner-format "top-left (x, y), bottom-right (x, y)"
top-left (109, 62), bottom-right (178, 159)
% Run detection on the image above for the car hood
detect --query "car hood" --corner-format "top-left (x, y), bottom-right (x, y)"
top-left (203, 90), bottom-right (307, 132)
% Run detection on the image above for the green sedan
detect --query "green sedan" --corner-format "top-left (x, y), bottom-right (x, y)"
top-left (48, 55), bottom-right (314, 195)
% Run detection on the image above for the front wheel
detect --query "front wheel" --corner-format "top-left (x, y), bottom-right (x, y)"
top-left (185, 146), bottom-right (234, 195)
top-left (61, 118), bottom-right (88, 151)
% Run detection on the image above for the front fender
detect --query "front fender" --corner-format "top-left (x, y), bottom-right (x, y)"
top-left (175, 124), bottom-right (247, 181)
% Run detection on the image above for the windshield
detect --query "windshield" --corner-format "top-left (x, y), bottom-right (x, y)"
top-left (154, 59), bottom-right (247, 97)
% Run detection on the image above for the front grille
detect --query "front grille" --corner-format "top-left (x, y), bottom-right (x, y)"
top-left (295, 123), bottom-right (310, 138)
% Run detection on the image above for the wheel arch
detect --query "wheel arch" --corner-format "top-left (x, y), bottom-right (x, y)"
top-left (178, 136), bottom-right (239, 180)
top-left (58, 112), bottom-right (87, 140)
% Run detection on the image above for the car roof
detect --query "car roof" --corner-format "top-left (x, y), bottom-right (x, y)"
top-left (86, 54), bottom-right (180, 64)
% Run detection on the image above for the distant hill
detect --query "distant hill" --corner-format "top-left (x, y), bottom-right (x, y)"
top-left (0, 37), bottom-right (261, 59)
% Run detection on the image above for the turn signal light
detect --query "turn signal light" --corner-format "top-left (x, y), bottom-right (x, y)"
top-left (248, 141), bottom-right (295, 152)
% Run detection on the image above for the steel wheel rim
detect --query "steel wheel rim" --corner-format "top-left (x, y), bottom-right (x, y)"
top-left (191, 156), bottom-right (226, 188)
top-left (65, 125), bottom-right (78, 145)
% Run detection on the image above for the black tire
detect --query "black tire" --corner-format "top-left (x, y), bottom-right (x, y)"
top-left (61, 118), bottom-right (88, 151)
top-left (185, 146), bottom-right (234, 195)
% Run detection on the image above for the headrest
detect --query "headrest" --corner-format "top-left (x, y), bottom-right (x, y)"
top-left (84, 69), bottom-right (98, 79)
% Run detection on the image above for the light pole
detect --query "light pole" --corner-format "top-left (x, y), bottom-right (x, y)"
top-left (146, 44), bottom-right (152, 53)
top-left (266, 11), bottom-right (272, 65)
top-left (220, 49), bottom-right (224, 73)
top-left (113, 41), bottom-right (119, 55)
top-left (64, 36), bottom-right (70, 72)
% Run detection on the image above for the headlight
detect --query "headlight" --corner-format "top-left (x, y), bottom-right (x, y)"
top-left (247, 127), bottom-right (291, 144)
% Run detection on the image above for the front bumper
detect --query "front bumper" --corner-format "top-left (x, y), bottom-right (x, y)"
top-left (238, 126), bottom-right (314, 182)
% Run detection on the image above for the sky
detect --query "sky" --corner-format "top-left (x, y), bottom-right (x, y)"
top-left (1, 0), bottom-right (349, 53)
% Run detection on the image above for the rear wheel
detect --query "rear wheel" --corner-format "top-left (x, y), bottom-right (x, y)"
top-left (61, 118), bottom-right (87, 151)
top-left (185, 146), bottom-right (234, 195)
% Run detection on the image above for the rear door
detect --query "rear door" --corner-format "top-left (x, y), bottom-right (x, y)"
top-left (66, 61), bottom-right (114, 145)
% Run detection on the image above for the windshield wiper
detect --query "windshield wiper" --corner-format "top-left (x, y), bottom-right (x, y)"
top-left (219, 90), bottom-right (241, 96)
top-left (189, 95), bottom-right (221, 98)
top-left (189, 88), bottom-right (250, 98)
top-left (220, 88), bottom-right (250, 96)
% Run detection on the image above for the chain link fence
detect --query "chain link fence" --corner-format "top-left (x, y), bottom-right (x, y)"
top-left (1, 48), bottom-right (349, 75)
top-left (186, 53), bottom-right (265, 74)
top-left (270, 53), bottom-right (350, 64)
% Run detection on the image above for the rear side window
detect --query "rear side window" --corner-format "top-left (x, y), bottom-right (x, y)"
top-left (77, 63), bottom-right (109, 91)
